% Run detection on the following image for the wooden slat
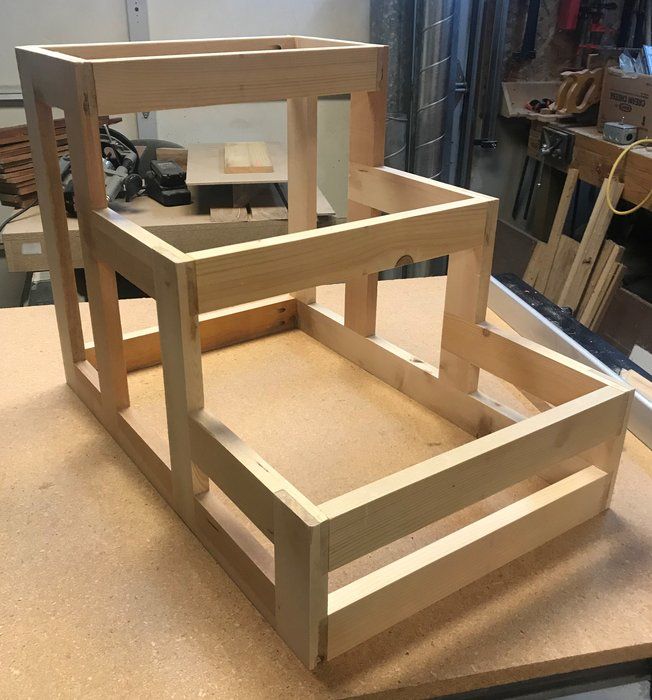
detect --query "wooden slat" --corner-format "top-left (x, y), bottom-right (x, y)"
top-left (534, 168), bottom-right (579, 292)
top-left (439, 198), bottom-right (497, 393)
top-left (196, 490), bottom-right (275, 625)
top-left (66, 60), bottom-right (129, 416)
top-left (343, 50), bottom-right (388, 337)
top-left (321, 386), bottom-right (627, 570)
top-left (326, 466), bottom-right (610, 658)
top-left (578, 244), bottom-right (621, 326)
top-left (189, 409), bottom-right (318, 540)
top-left (85, 296), bottom-right (297, 372)
top-left (523, 241), bottom-right (545, 287)
top-left (577, 241), bottom-right (616, 318)
top-left (91, 46), bottom-right (383, 114)
top-left (191, 198), bottom-right (486, 313)
top-left (17, 61), bottom-right (85, 384)
top-left (297, 301), bottom-right (523, 438)
top-left (348, 163), bottom-right (473, 214)
top-left (72, 362), bottom-right (174, 505)
top-left (47, 36), bottom-right (298, 59)
top-left (274, 492), bottom-right (328, 669)
top-left (224, 141), bottom-right (273, 174)
top-left (86, 221), bottom-right (156, 296)
top-left (592, 263), bottom-right (625, 330)
top-left (287, 96), bottom-right (318, 304)
top-left (155, 258), bottom-right (209, 522)
top-left (92, 207), bottom-right (188, 266)
top-left (543, 234), bottom-right (579, 303)
top-left (441, 314), bottom-right (613, 404)
top-left (558, 178), bottom-right (624, 311)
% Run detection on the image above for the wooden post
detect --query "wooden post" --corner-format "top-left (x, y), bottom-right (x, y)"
top-left (557, 178), bottom-right (624, 311)
top-left (155, 258), bottom-right (209, 523)
top-left (343, 46), bottom-right (388, 337)
top-left (594, 388), bottom-right (633, 507)
top-left (63, 62), bottom-right (129, 418)
top-left (287, 96), bottom-right (318, 304)
top-left (440, 198), bottom-right (498, 393)
top-left (17, 64), bottom-right (85, 385)
top-left (274, 491), bottom-right (328, 669)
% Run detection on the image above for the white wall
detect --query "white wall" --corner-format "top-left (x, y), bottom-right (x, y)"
top-left (0, 0), bottom-right (138, 132)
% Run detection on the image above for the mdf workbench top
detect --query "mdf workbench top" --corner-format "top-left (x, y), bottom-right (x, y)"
top-left (1, 278), bottom-right (651, 699)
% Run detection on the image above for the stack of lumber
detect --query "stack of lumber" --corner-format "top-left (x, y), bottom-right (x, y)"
top-left (524, 172), bottom-right (627, 330)
top-left (0, 121), bottom-right (66, 208)
top-left (0, 116), bottom-right (119, 208)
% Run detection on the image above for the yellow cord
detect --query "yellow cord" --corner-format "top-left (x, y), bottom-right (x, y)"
top-left (606, 137), bottom-right (652, 215)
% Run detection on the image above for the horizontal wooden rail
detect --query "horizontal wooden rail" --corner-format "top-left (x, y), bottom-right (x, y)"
top-left (45, 36), bottom-right (299, 59)
top-left (297, 301), bottom-right (521, 437)
top-left (72, 361), bottom-right (174, 503)
top-left (321, 386), bottom-right (628, 569)
top-left (85, 296), bottom-right (297, 372)
top-left (191, 199), bottom-right (487, 313)
top-left (196, 489), bottom-right (275, 625)
top-left (349, 163), bottom-right (484, 213)
top-left (326, 466), bottom-right (610, 658)
top-left (441, 314), bottom-right (621, 406)
top-left (91, 208), bottom-right (188, 264)
top-left (90, 46), bottom-right (384, 114)
top-left (88, 208), bottom-right (189, 295)
top-left (189, 409), bottom-right (321, 540)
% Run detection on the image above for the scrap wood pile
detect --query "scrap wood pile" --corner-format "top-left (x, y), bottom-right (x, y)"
top-left (0, 115), bottom-right (118, 209)
top-left (524, 170), bottom-right (626, 331)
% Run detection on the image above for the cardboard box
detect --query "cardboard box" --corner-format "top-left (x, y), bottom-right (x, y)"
top-left (598, 68), bottom-right (652, 137)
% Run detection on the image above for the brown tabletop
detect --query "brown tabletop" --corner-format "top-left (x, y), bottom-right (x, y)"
top-left (1, 278), bottom-right (650, 698)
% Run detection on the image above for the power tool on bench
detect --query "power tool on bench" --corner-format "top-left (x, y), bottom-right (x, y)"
top-left (144, 159), bottom-right (191, 206)
top-left (60, 125), bottom-right (143, 216)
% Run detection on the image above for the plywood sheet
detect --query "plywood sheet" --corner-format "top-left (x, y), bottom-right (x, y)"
top-left (0, 278), bottom-right (650, 698)
top-left (186, 141), bottom-right (287, 185)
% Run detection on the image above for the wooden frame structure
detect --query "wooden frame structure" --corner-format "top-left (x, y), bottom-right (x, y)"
top-left (17, 37), bottom-right (633, 669)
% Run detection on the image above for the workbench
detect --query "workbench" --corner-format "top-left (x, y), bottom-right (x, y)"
top-left (1, 277), bottom-right (650, 698)
top-left (528, 123), bottom-right (652, 211)
top-left (1, 184), bottom-right (335, 273)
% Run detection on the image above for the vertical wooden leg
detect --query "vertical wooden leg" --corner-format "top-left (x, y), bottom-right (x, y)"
top-left (440, 198), bottom-right (498, 393)
top-left (344, 47), bottom-right (388, 337)
top-left (19, 76), bottom-right (84, 383)
top-left (594, 390), bottom-right (632, 507)
top-left (155, 259), bottom-right (208, 523)
top-left (288, 96), bottom-right (318, 305)
top-left (64, 62), bottom-right (129, 418)
top-left (274, 491), bottom-right (328, 669)
top-left (344, 271), bottom-right (379, 336)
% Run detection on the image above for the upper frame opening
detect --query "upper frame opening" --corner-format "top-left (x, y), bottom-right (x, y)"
top-left (18, 37), bottom-right (387, 114)
top-left (32, 35), bottom-right (380, 60)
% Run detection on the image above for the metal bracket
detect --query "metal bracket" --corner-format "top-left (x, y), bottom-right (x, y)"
top-left (539, 126), bottom-right (574, 163)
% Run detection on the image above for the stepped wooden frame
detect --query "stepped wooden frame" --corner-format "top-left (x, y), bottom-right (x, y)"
top-left (17, 36), bottom-right (633, 670)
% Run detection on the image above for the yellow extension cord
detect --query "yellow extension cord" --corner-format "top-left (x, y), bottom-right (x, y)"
top-left (606, 137), bottom-right (652, 215)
